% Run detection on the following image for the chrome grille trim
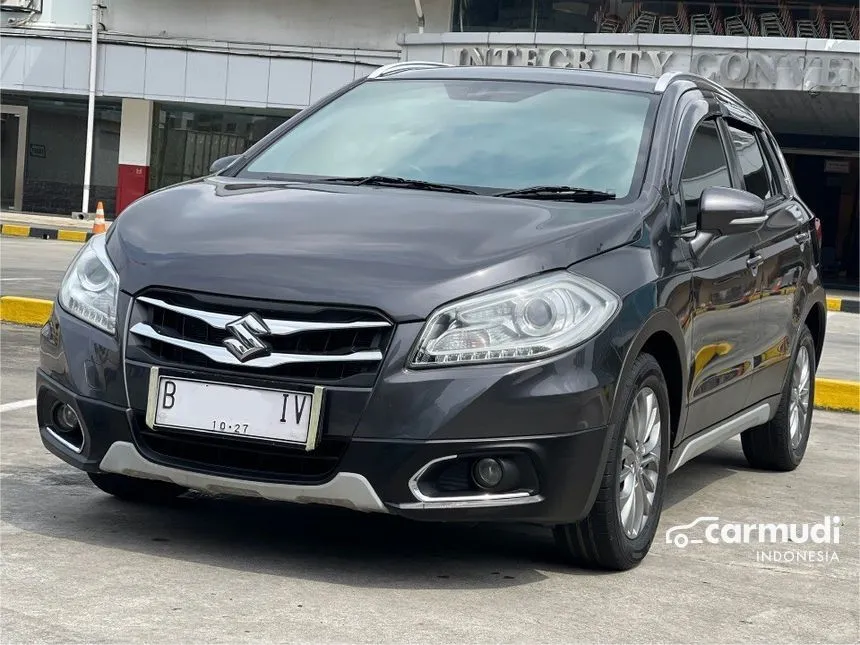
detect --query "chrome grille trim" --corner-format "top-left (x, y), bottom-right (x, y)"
top-left (137, 296), bottom-right (390, 334)
top-left (130, 322), bottom-right (383, 368)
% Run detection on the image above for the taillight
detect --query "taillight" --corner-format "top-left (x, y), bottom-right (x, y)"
top-left (814, 217), bottom-right (822, 244)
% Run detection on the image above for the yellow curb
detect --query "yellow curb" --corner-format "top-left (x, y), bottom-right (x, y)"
top-left (0, 297), bottom-right (53, 326)
top-left (826, 297), bottom-right (842, 312)
top-left (57, 229), bottom-right (88, 242)
top-left (1, 224), bottom-right (31, 237)
top-left (814, 378), bottom-right (860, 413)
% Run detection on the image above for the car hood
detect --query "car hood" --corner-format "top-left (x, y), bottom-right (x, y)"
top-left (108, 177), bottom-right (644, 321)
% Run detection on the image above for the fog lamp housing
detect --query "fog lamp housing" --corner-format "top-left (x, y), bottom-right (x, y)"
top-left (53, 403), bottom-right (80, 433)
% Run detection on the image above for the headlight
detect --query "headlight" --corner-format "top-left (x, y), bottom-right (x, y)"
top-left (58, 234), bottom-right (119, 334)
top-left (409, 272), bottom-right (620, 367)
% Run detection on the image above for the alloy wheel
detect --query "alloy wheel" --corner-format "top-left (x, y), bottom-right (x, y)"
top-left (618, 386), bottom-right (662, 539)
top-left (789, 346), bottom-right (811, 449)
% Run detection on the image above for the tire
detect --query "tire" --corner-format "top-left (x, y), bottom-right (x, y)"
top-left (88, 472), bottom-right (187, 504)
top-left (553, 353), bottom-right (671, 571)
top-left (741, 324), bottom-right (816, 472)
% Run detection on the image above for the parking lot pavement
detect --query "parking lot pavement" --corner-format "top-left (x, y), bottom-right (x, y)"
top-left (1, 325), bottom-right (858, 643)
top-left (0, 325), bottom-right (40, 405)
top-left (0, 237), bottom-right (80, 301)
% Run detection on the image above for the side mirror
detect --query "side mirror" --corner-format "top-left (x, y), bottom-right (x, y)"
top-left (698, 186), bottom-right (766, 235)
top-left (209, 154), bottom-right (241, 174)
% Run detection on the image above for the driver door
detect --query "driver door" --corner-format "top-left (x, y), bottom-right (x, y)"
top-left (674, 112), bottom-right (762, 441)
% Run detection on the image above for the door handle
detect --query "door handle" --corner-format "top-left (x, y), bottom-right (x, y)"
top-left (747, 255), bottom-right (764, 275)
top-left (795, 231), bottom-right (810, 246)
top-left (747, 255), bottom-right (764, 269)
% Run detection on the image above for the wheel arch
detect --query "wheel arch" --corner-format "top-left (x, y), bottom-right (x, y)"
top-left (612, 309), bottom-right (688, 449)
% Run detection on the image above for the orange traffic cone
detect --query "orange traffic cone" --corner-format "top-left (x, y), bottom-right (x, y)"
top-left (92, 201), bottom-right (106, 235)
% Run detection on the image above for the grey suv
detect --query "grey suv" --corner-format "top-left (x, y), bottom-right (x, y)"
top-left (37, 63), bottom-right (826, 570)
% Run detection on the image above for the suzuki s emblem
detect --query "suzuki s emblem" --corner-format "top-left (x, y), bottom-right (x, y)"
top-left (223, 313), bottom-right (271, 362)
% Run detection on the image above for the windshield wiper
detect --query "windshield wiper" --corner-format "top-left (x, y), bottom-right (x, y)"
top-left (493, 185), bottom-right (616, 202)
top-left (314, 175), bottom-right (478, 195)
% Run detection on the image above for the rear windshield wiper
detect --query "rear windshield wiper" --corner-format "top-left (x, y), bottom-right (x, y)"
top-left (493, 185), bottom-right (616, 202)
top-left (314, 175), bottom-right (478, 195)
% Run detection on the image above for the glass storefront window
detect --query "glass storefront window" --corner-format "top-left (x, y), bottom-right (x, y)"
top-left (149, 104), bottom-right (297, 191)
top-left (0, 93), bottom-right (120, 216)
top-left (451, 0), bottom-right (859, 38)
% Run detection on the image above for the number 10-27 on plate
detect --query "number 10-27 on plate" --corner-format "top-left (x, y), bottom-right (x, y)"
top-left (145, 369), bottom-right (325, 451)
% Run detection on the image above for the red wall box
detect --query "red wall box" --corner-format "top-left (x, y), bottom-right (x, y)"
top-left (116, 164), bottom-right (150, 216)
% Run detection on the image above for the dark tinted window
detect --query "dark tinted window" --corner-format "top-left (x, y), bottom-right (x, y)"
top-left (680, 120), bottom-right (732, 228)
top-left (756, 132), bottom-right (787, 196)
top-left (726, 124), bottom-right (774, 200)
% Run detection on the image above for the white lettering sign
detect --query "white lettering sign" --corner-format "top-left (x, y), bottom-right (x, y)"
top-left (453, 46), bottom-right (860, 91)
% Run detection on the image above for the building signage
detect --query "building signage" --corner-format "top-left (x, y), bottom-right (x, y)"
top-left (453, 46), bottom-right (860, 91)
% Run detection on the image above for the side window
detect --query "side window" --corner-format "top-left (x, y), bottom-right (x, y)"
top-left (766, 131), bottom-right (797, 194)
top-left (726, 124), bottom-right (775, 201)
top-left (679, 120), bottom-right (732, 228)
top-left (757, 132), bottom-right (788, 197)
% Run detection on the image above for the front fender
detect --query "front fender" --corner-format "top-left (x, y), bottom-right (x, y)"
top-left (611, 301), bottom-right (689, 448)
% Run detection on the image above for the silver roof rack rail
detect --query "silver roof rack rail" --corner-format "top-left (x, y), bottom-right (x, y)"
top-left (653, 71), bottom-right (685, 93)
top-left (653, 70), bottom-right (736, 96)
top-left (367, 61), bottom-right (453, 79)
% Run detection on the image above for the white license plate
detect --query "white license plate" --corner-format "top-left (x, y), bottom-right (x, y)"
top-left (145, 370), bottom-right (324, 450)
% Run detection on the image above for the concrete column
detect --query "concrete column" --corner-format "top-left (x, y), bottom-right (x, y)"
top-left (116, 98), bottom-right (154, 216)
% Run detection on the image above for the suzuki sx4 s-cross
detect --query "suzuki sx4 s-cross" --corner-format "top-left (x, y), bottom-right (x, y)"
top-left (37, 63), bottom-right (826, 571)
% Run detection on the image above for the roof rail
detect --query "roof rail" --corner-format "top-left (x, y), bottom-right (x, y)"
top-left (653, 71), bottom-right (736, 96)
top-left (653, 71), bottom-right (685, 92)
top-left (367, 61), bottom-right (453, 79)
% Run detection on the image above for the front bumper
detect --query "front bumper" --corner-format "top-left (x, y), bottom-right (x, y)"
top-left (37, 299), bottom-right (619, 525)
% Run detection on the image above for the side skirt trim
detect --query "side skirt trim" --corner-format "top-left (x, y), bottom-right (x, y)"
top-left (669, 402), bottom-right (771, 473)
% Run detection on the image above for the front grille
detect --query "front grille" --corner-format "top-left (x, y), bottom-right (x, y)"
top-left (135, 423), bottom-right (348, 484)
top-left (127, 288), bottom-right (393, 387)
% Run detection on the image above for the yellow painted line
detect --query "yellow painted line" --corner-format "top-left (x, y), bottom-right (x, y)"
top-left (815, 378), bottom-right (860, 413)
top-left (826, 297), bottom-right (842, 312)
top-left (0, 297), bottom-right (53, 326)
top-left (1, 224), bottom-right (31, 237)
top-left (57, 229), bottom-right (88, 242)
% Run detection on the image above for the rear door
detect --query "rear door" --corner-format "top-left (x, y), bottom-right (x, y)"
top-left (723, 122), bottom-right (814, 406)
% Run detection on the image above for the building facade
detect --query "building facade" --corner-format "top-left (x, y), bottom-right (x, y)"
top-left (1, 0), bottom-right (858, 284)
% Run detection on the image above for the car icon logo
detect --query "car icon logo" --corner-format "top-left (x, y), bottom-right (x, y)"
top-left (665, 516), bottom-right (720, 548)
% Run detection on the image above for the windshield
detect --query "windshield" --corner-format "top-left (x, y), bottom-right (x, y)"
top-left (239, 78), bottom-right (657, 200)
